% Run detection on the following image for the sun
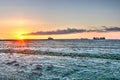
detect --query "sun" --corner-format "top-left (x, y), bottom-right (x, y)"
top-left (19, 34), bottom-right (24, 40)
top-left (13, 29), bottom-right (29, 40)
top-left (15, 33), bottom-right (24, 40)
top-left (17, 34), bottom-right (24, 40)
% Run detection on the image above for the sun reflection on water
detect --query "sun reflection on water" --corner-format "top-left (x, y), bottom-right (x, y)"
top-left (4, 40), bottom-right (26, 49)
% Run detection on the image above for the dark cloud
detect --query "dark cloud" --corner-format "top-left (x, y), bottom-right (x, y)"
top-left (104, 27), bottom-right (120, 32)
top-left (24, 26), bottom-right (120, 35)
top-left (87, 26), bottom-right (120, 32)
top-left (24, 28), bottom-right (86, 35)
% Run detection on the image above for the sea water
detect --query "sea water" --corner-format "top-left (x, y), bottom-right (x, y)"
top-left (0, 39), bottom-right (120, 80)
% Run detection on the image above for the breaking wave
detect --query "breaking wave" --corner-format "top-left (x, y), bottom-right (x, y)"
top-left (1, 49), bottom-right (120, 60)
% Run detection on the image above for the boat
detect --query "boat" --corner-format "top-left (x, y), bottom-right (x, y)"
top-left (48, 37), bottom-right (54, 40)
top-left (93, 37), bottom-right (105, 40)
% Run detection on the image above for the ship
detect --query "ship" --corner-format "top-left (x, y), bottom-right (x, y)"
top-left (93, 37), bottom-right (105, 40)
top-left (48, 37), bottom-right (54, 40)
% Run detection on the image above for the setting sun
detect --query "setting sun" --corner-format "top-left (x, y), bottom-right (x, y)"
top-left (19, 34), bottom-right (24, 40)
top-left (15, 32), bottom-right (25, 40)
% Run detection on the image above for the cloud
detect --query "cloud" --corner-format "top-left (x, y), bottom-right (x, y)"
top-left (24, 26), bottom-right (120, 35)
top-left (87, 26), bottom-right (120, 32)
top-left (103, 27), bottom-right (120, 32)
top-left (24, 28), bottom-right (86, 35)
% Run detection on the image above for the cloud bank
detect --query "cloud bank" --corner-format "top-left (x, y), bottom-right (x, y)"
top-left (104, 27), bottom-right (120, 32)
top-left (25, 28), bottom-right (86, 35)
top-left (24, 26), bottom-right (120, 35)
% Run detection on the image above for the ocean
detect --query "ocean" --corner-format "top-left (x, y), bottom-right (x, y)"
top-left (0, 39), bottom-right (120, 80)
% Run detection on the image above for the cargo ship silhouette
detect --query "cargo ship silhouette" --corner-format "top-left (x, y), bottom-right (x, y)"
top-left (93, 37), bottom-right (105, 40)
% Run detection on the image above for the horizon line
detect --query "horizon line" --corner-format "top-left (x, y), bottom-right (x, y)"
top-left (0, 38), bottom-right (120, 41)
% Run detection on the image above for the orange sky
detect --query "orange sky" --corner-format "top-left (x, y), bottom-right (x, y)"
top-left (0, 0), bottom-right (120, 39)
top-left (0, 17), bottom-right (120, 39)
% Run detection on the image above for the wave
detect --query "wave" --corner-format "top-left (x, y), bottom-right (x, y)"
top-left (0, 49), bottom-right (120, 60)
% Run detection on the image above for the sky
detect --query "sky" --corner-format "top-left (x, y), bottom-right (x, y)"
top-left (0, 0), bottom-right (120, 39)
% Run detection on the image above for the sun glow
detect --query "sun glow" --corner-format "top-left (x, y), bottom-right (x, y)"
top-left (19, 34), bottom-right (24, 40)
top-left (16, 20), bottom-right (25, 26)
top-left (15, 32), bottom-right (25, 40)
